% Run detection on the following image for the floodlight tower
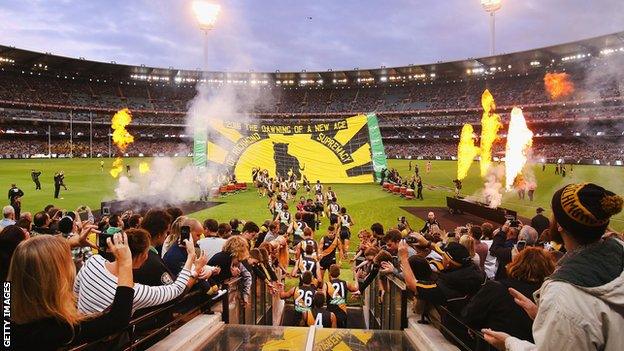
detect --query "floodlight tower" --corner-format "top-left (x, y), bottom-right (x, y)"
top-left (192, 1), bottom-right (221, 70)
top-left (191, 1), bottom-right (220, 168)
top-left (481, 0), bottom-right (502, 56)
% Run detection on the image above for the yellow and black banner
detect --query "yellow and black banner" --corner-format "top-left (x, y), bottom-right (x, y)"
top-left (206, 115), bottom-right (375, 183)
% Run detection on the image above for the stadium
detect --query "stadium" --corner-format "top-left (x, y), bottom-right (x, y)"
top-left (1, 1), bottom-right (623, 350)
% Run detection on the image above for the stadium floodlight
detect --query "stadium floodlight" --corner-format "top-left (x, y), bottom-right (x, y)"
top-left (480, 0), bottom-right (502, 56)
top-left (192, 1), bottom-right (221, 31)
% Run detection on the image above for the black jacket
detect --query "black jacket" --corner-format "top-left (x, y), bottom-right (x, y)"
top-left (8, 187), bottom-right (23, 202)
top-left (134, 249), bottom-right (175, 286)
top-left (417, 263), bottom-right (486, 314)
top-left (11, 286), bottom-right (133, 351)
top-left (464, 279), bottom-right (540, 342)
top-left (530, 214), bottom-right (550, 236)
top-left (490, 231), bottom-right (516, 280)
top-left (420, 220), bottom-right (441, 233)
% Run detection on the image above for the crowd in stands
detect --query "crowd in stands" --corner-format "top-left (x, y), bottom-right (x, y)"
top-left (1, 57), bottom-right (623, 115)
top-left (0, 139), bottom-right (191, 157)
top-left (1, 179), bottom-right (622, 350)
top-left (385, 139), bottom-right (624, 163)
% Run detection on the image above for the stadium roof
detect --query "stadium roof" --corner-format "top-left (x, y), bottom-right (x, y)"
top-left (1, 31), bottom-right (623, 86)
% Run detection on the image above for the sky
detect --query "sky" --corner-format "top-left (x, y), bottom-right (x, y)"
top-left (1, 0), bottom-right (623, 72)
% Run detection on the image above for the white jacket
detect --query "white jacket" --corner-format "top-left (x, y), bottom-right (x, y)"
top-left (506, 239), bottom-right (624, 351)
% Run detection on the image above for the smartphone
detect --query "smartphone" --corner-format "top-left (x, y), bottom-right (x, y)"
top-left (179, 225), bottom-right (191, 245)
top-left (517, 240), bottom-right (527, 251)
top-left (98, 232), bottom-right (113, 252)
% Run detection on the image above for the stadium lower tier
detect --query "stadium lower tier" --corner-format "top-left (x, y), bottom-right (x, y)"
top-left (0, 138), bottom-right (622, 164)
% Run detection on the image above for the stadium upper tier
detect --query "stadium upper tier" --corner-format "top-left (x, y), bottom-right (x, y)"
top-left (1, 32), bottom-right (624, 117)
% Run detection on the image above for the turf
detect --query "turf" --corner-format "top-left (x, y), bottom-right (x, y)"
top-left (2, 157), bottom-right (622, 232)
top-left (3, 157), bottom-right (622, 292)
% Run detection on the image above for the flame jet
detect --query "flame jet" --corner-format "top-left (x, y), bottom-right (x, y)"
top-left (456, 124), bottom-right (479, 180)
top-left (504, 107), bottom-right (533, 190)
top-left (110, 108), bottom-right (135, 178)
top-left (479, 89), bottom-right (503, 177)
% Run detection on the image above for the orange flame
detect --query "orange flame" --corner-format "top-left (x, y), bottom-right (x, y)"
top-left (139, 162), bottom-right (150, 174)
top-left (544, 73), bottom-right (574, 100)
top-left (110, 157), bottom-right (124, 178)
top-left (479, 89), bottom-right (503, 177)
top-left (457, 124), bottom-right (479, 180)
top-left (504, 107), bottom-right (533, 190)
top-left (111, 108), bottom-right (134, 152)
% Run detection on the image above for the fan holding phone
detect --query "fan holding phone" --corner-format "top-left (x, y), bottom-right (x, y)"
top-left (163, 217), bottom-right (219, 280)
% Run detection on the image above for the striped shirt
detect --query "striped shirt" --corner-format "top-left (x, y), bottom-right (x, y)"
top-left (74, 255), bottom-right (190, 315)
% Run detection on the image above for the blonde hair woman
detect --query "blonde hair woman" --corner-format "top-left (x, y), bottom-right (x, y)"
top-left (459, 233), bottom-right (480, 267)
top-left (10, 233), bottom-right (134, 350)
top-left (161, 215), bottom-right (189, 257)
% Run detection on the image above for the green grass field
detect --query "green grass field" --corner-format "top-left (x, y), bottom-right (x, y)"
top-left (2, 157), bottom-right (622, 292)
top-left (2, 157), bottom-right (622, 232)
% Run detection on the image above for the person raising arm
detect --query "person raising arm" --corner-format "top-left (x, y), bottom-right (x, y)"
top-left (10, 233), bottom-right (135, 350)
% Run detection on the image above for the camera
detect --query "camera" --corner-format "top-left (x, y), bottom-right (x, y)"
top-left (397, 216), bottom-right (406, 223)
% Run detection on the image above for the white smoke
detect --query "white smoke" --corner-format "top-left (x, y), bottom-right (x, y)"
top-left (112, 7), bottom-right (276, 205)
top-left (483, 164), bottom-right (505, 208)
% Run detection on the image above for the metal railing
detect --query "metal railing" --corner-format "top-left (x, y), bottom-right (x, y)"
top-left (68, 284), bottom-right (229, 351)
top-left (429, 305), bottom-right (494, 351)
top-left (364, 274), bottom-right (410, 330)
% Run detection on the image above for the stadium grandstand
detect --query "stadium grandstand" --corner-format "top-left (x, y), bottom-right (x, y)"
top-left (1, 32), bottom-right (624, 163)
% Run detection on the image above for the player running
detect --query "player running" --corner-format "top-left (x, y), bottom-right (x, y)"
top-left (294, 227), bottom-right (318, 261)
top-left (338, 207), bottom-right (353, 258)
top-left (323, 264), bottom-right (360, 328)
top-left (318, 225), bottom-right (343, 281)
top-left (291, 244), bottom-right (322, 285)
top-left (327, 198), bottom-right (341, 225)
top-left (287, 212), bottom-right (309, 247)
top-left (279, 271), bottom-right (317, 326)
top-left (303, 293), bottom-right (337, 328)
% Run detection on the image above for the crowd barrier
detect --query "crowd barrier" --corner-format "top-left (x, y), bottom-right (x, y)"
top-left (68, 287), bottom-right (228, 351)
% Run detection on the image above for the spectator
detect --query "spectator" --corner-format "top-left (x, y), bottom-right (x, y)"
top-left (490, 222), bottom-right (519, 280)
top-left (0, 225), bottom-right (29, 281)
top-left (198, 219), bottom-right (226, 261)
top-left (459, 234), bottom-right (480, 267)
top-left (134, 209), bottom-right (174, 286)
top-left (126, 213), bottom-right (143, 229)
top-left (480, 222), bottom-right (498, 279)
top-left (30, 211), bottom-right (56, 236)
top-left (163, 217), bottom-right (205, 276)
top-left (10, 233), bottom-right (134, 350)
top-left (240, 221), bottom-right (260, 249)
top-left (263, 221), bottom-right (280, 243)
top-left (530, 207), bottom-right (550, 235)
top-left (483, 183), bottom-right (624, 350)
top-left (465, 247), bottom-right (555, 342)
top-left (470, 225), bottom-right (488, 271)
top-left (420, 211), bottom-right (441, 234)
top-left (1, 205), bottom-right (16, 230)
top-left (230, 218), bottom-right (241, 235)
top-left (370, 222), bottom-right (384, 240)
top-left (207, 236), bottom-right (249, 286)
top-left (399, 237), bottom-right (486, 314)
top-left (74, 228), bottom-right (196, 315)
top-left (16, 217), bottom-right (32, 232)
